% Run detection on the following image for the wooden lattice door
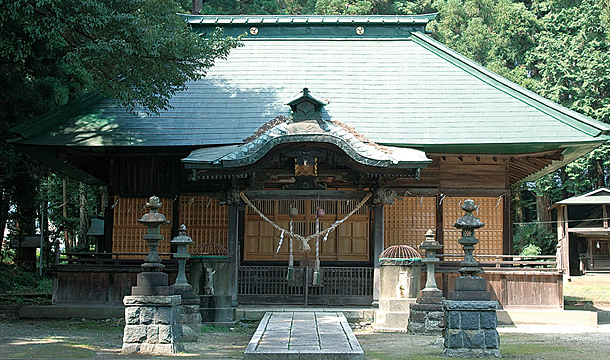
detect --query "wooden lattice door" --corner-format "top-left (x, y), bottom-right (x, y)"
top-left (244, 199), bottom-right (369, 262)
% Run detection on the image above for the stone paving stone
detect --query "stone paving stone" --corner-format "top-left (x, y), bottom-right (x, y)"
top-left (244, 311), bottom-right (364, 360)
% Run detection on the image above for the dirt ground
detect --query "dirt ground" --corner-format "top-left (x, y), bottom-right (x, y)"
top-left (1, 313), bottom-right (610, 360)
top-left (1, 275), bottom-right (609, 360)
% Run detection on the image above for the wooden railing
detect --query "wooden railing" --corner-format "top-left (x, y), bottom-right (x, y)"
top-left (57, 252), bottom-right (178, 272)
top-left (437, 254), bottom-right (557, 269)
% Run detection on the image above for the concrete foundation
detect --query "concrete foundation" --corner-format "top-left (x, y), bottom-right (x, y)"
top-left (200, 294), bottom-right (236, 324)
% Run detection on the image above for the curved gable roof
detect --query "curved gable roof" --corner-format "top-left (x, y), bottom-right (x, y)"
top-left (9, 14), bottom-right (609, 182)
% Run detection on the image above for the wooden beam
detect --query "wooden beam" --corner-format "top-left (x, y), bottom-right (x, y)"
top-left (243, 190), bottom-right (370, 201)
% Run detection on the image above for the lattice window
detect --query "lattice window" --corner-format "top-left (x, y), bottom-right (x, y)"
top-left (111, 196), bottom-right (173, 259)
top-left (384, 196), bottom-right (436, 251)
top-left (178, 195), bottom-right (229, 249)
top-left (443, 197), bottom-right (504, 257)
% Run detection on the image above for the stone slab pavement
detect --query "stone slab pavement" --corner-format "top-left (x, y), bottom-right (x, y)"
top-left (244, 311), bottom-right (364, 360)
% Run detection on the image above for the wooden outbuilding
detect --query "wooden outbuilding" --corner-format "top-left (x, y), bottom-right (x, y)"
top-left (554, 188), bottom-right (610, 275)
top-left (8, 15), bottom-right (610, 307)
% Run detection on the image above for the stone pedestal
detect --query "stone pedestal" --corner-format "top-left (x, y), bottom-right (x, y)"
top-left (408, 288), bottom-right (445, 335)
top-left (450, 276), bottom-right (491, 301)
top-left (374, 258), bottom-right (421, 331)
top-left (176, 291), bottom-right (201, 341)
top-left (122, 295), bottom-right (184, 355)
top-left (191, 257), bottom-right (235, 324)
top-left (200, 294), bottom-right (236, 325)
top-left (442, 300), bottom-right (500, 358)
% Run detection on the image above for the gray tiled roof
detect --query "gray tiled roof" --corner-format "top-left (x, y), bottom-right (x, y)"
top-left (12, 18), bottom-right (609, 157)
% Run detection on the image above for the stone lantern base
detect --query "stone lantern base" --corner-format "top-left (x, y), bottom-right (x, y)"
top-left (442, 300), bottom-right (500, 358)
top-left (122, 295), bottom-right (184, 355)
top-left (408, 288), bottom-right (445, 335)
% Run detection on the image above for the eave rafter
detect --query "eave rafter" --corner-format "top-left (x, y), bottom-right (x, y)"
top-left (429, 149), bottom-right (562, 184)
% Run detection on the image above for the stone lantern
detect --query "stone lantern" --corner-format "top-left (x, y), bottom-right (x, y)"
top-left (451, 199), bottom-right (488, 300)
top-left (420, 229), bottom-right (443, 300)
top-left (171, 224), bottom-right (195, 293)
top-left (170, 224), bottom-right (202, 341)
top-left (132, 195), bottom-right (172, 296)
top-left (122, 196), bottom-right (184, 355)
top-left (408, 229), bottom-right (444, 335)
top-left (442, 199), bottom-right (500, 358)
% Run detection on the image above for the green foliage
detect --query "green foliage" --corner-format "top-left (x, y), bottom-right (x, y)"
top-left (38, 174), bottom-right (106, 250)
top-left (0, 0), bottom-right (241, 116)
top-left (0, 262), bottom-right (49, 294)
top-left (429, 0), bottom-right (539, 83)
top-left (513, 222), bottom-right (556, 255)
top-left (519, 243), bottom-right (542, 256)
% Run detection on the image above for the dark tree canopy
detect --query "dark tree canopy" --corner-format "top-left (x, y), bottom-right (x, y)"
top-left (0, 0), bottom-right (241, 250)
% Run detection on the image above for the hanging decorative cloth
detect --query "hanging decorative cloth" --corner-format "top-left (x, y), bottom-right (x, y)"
top-left (276, 230), bottom-right (285, 254)
top-left (286, 205), bottom-right (297, 281)
top-left (312, 206), bottom-right (324, 286)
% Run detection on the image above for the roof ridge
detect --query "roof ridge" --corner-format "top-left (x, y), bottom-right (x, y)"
top-left (184, 14), bottom-right (438, 26)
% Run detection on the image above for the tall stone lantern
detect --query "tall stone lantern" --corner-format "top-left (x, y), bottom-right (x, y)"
top-left (132, 196), bottom-right (172, 296)
top-left (450, 199), bottom-right (489, 300)
top-left (122, 196), bottom-right (184, 355)
top-left (442, 199), bottom-right (500, 358)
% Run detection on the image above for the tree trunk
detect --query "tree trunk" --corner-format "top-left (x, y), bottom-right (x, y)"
top-left (596, 158), bottom-right (605, 188)
top-left (63, 178), bottom-right (71, 250)
top-left (513, 186), bottom-right (524, 224)
top-left (559, 167), bottom-right (569, 199)
top-left (192, 0), bottom-right (202, 15)
top-left (79, 182), bottom-right (86, 248)
top-left (536, 194), bottom-right (552, 231)
top-left (0, 187), bottom-right (8, 246)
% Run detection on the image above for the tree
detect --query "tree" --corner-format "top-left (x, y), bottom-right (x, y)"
top-left (525, 0), bottom-right (610, 205)
top-left (1, 0), bottom-right (241, 251)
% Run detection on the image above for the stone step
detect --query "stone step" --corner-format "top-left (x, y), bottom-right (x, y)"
top-left (244, 311), bottom-right (364, 360)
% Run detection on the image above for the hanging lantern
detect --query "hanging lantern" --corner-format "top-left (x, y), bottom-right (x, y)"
top-left (316, 207), bottom-right (326, 218)
top-left (289, 205), bottom-right (299, 218)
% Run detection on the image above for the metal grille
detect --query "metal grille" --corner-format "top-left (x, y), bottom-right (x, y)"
top-left (238, 266), bottom-right (373, 297)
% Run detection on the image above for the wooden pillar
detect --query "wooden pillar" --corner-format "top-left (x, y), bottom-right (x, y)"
top-left (372, 202), bottom-right (384, 305)
top-left (556, 205), bottom-right (565, 270)
top-left (562, 205), bottom-right (570, 277)
top-left (228, 202), bottom-right (239, 307)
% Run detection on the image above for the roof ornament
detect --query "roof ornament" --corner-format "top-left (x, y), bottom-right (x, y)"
top-left (286, 88), bottom-right (328, 124)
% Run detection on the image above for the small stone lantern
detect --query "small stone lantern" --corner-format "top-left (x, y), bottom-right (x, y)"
top-left (171, 224), bottom-right (194, 293)
top-left (408, 230), bottom-right (445, 335)
top-left (420, 229), bottom-right (443, 300)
